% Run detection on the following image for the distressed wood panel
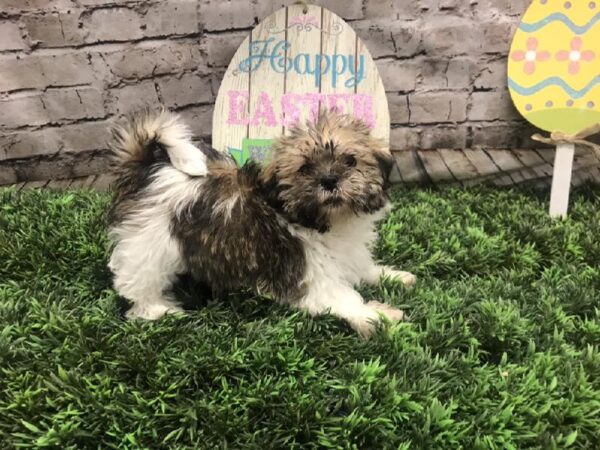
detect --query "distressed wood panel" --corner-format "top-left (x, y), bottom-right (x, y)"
top-left (283, 4), bottom-right (323, 132)
top-left (418, 150), bottom-right (454, 182)
top-left (248, 8), bottom-right (287, 140)
top-left (391, 147), bottom-right (600, 188)
top-left (393, 150), bottom-right (424, 184)
top-left (438, 149), bottom-right (478, 181)
top-left (212, 28), bottom-right (251, 153)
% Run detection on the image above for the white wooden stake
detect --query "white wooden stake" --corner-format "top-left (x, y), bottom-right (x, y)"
top-left (549, 143), bottom-right (575, 218)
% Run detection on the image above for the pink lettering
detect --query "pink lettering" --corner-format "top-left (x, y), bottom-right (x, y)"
top-left (226, 90), bottom-right (250, 125)
top-left (250, 91), bottom-right (278, 126)
top-left (281, 93), bottom-right (302, 127)
top-left (326, 94), bottom-right (352, 115)
top-left (225, 90), bottom-right (376, 129)
top-left (352, 94), bottom-right (375, 129)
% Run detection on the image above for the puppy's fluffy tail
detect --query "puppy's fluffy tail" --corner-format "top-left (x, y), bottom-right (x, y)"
top-left (110, 109), bottom-right (207, 176)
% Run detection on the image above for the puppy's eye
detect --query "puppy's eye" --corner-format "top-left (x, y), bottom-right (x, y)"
top-left (299, 162), bottom-right (313, 174)
top-left (343, 155), bottom-right (356, 168)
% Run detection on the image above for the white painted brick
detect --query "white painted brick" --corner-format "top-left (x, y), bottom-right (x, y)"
top-left (107, 82), bottom-right (160, 115)
top-left (320, 0), bottom-right (363, 20)
top-left (98, 40), bottom-right (204, 80)
top-left (203, 31), bottom-right (247, 67)
top-left (422, 15), bottom-right (483, 56)
top-left (157, 73), bottom-right (213, 108)
top-left (388, 94), bottom-right (410, 124)
top-left (378, 60), bottom-right (418, 92)
top-left (43, 87), bottom-right (106, 120)
top-left (22, 11), bottom-right (84, 47)
top-left (200, 0), bottom-right (278, 32)
top-left (0, 53), bottom-right (94, 92)
top-left (84, 7), bottom-right (144, 43)
top-left (409, 91), bottom-right (468, 123)
top-left (144, 0), bottom-right (199, 37)
top-left (0, 21), bottom-right (27, 51)
top-left (177, 105), bottom-right (213, 138)
top-left (390, 127), bottom-right (421, 150)
top-left (421, 126), bottom-right (468, 149)
top-left (0, 120), bottom-right (110, 161)
top-left (0, 94), bottom-right (47, 128)
top-left (354, 19), bottom-right (421, 59)
top-left (0, 87), bottom-right (104, 130)
top-left (1, 0), bottom-right (76, 12)
top-left (474, 59), bottom-right (507, 90)
top-left (365, 0), bottom-right (421, 19)
top-left (469, 91), bottom-right (520, 121)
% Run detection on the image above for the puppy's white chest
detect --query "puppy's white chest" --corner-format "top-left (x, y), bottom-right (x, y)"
top-left (299, 210), bottom-right (385, 286)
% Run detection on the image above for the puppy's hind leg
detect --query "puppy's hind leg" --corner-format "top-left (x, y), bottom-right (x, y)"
top-left (109, 219), bottom-right (185, 320)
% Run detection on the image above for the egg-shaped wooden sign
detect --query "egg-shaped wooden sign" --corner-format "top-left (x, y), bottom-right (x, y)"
top-left (212, 4), bottom-right (390, 165)
top-left (508, 0), bottom-right (600, 134)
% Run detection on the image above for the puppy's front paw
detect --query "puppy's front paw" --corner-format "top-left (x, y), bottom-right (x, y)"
top-left (366, 300), bottom-right (405, 322)
top-left (347, 309), bottom-right (382, 339)
top-left (384, 269), bottom-right (417, 288)
top-left (125, 303), bottom-right (184, 321)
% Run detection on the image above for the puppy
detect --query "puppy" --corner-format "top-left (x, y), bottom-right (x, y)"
top-left (107, 109), bottom-right (415, 337)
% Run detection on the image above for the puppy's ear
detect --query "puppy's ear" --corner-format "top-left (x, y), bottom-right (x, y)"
top-left (260, 166), bottom-right (284, 211)
top-left (375, 150), bottom-right (394, 189)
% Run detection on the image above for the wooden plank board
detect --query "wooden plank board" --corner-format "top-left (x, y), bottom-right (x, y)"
top-left (494, 174), bottom-right (519, 186)
top-left (247, 8), bottom-right (287, 141)
top-left (418, 150), bottom-right (455, 182)
top-left (283, 4), bottom-right (323, 132)
top-left (507, 151), bottom-right (541, 183)
top-left (573, 150), bottom-right (600, 171)
top-left (388, 160), bottom-right (402, 183)
top-left (319, 6), bottom-right (356, 127)
top-left (21, 180), bottom-right (49, 190)
top-left (513, 149), bottom-right (553, 179)
top-left (485, 149), bottom-right (526, 173)
top-left (393, 150), bottom-right (424, 184)
top-left (212, 29), bottom-right (252, 153)
top-left (46, 179), bottom-right (73, 189)
top-left (438, 149), bottom-right (478, 181)
top-left (534, 147), bottom-right (583, 186)
top-left (463, 149), bottom-right (500, 178)
top-left (69, 175), bottom-right (98, 189)
top-left (92, 173), bottom-right (117, 192)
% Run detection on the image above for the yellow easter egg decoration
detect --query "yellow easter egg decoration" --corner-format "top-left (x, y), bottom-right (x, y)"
top-left (508, 0), bottom-right (600, 134)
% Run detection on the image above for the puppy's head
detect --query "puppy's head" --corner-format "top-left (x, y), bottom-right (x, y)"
top-left (263, 110), bottom-right (393, 232)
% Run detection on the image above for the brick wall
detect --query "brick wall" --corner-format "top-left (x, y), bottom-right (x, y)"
top-left (0, 0), bottom-right (536, 186)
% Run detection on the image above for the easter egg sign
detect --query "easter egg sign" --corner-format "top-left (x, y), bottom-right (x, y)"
top-left (508, 0), bottom-right (600, 134)
top-left (212, 4), bottom-right (390, 164)
top-left (508, 0), bottom-right (600, 217)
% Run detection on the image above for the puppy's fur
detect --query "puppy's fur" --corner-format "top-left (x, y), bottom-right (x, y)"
top-left (108, 109), bottom-right (415, 337)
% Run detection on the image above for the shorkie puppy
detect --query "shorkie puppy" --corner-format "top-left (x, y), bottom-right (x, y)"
top-left (108, 109), bottom-right (415, 337)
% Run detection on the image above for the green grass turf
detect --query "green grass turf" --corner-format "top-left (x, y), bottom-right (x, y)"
top-left (1, 185), bottom-right (600, 450)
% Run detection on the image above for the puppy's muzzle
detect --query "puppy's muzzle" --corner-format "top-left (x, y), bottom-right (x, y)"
top-left (320, 175), bottom-right (339, 191)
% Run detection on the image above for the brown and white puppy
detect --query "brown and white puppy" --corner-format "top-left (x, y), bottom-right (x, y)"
top-left (108, 109), bottom-right (415, 337)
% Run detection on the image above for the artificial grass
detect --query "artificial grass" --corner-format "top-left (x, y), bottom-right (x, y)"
top-left (1, 185), bottom-right (600, 450)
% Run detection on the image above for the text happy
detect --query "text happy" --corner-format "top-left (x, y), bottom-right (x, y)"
top-left (238, 38), bottom-right (366, 89)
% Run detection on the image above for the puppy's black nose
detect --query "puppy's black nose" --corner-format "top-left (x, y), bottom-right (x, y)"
top-left (320, 175), bottom-right (339, 191)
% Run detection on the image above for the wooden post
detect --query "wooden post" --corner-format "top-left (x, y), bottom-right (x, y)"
top-left (549, 143), bottom-right (575, 218)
